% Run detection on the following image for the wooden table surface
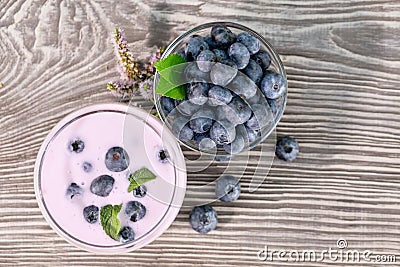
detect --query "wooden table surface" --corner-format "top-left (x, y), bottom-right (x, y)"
top-left (1, 0), bottom-right (400, 266)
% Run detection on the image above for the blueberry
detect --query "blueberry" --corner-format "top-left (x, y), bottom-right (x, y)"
top-left (225, 96), bottom-right (252, 125)
top-left (227, 73), bottom-right (257, 99)
top-left (243, 59), bottom-right (263, 84)
top-left (171, 117), bottom-right (193, 142)
top-left (125, 201), bottom-right (146, 222)
top-left (211, 25), bottom-right (236, 48)
top-left (213, 49), bottom-right (228, 62)
top-left (204, 34), bottom-right (217, 49)
top-left (184, 62), bottom-right (210, 82)
top-left (105, 147), bottom-right (130, 172)
top-left (228, 42), bottom-right (250, 69)
top-left (214, 155), bottom-right (231, 162)
top-left (260, 71), bottom-right (286, 99)
top-left (82, 162), bottom-right (92, 172)
top-left (118, 226), bottom-right (135, 243)
top-left (210, 120), bottom-right (236, 145)
top-left (83, 205), bottom-right (99, 224)
top-left (215, 175), bottom-right (240, 202)
top-left (245, 127), bottom-right (259, 143)
top-left (245, 104), bottom-right (273, 130)
top-left (251, 50), bottom-right (271, 70)
top-left (210, 61), bottom-right (237, 87)
top-left (160, 96), bottom-right (176, 116)
top-left (189, 205), bottom-right (218, 234)
top-left (157, 149), bottom-right (169, 163)
top-left (69, 139), bottom-right (84, 153)
top-left (175, 99), bottom-right (201, 116)
top-left (175, 49), bottom-right (188, 61)
top-left (208, 85), bottom-right (232, 106)
top-left (224, 134), bottom-right (245, 154)
top-left (194, 132), bottom-right (213, 149)
top-left (186, 82), bottom-right (209, 105)
top-left (267, 99), bottom-right (278, 116)
top-left (196, 50), bottom-right (216, 73)
top-left (132, 185), bottom-right (147, 198)
top-left (179, 124), bottom-right (195, 142)
top-left (189, 109), bottom-right (214, 134)
top-left (90, 175), bottom-right (115, 197)
top-left (197, 136), bottom-right (217, 152)
top-left (275, 136), bottom-right (299, 162)
top-left (237, 32), bottom-right (260, 55)
top-left (185, 35), bottom-right (209, 61)
top-left (66, 183), bottom-right (82, 199)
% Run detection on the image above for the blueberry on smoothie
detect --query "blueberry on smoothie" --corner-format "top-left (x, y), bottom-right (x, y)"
top-left (132, 185), bottom-right (147, 198)
top-left (82, 162), bottom-right (92, 172)
top-left (83, 205), bottom-right (99, 224)
top-left (66, 183), bottom-right (82, 199)
top-left (189, 205), bottom-right (218, 234)
top-left (105, 147), bottom-right (130, 172)
top-left (125, 201), bottom-right (146, 222)
top-left (90, 175), bottom-right (115, 197)
top-left (69, 139), bottom-right (85, 153)
top-left (215, 175), bottom-right (240, 202)
top-left (275, 136), bottom-right (299, 162)
top-left (118, 226), bottom-right (135, 243)
top-left (157, 149), bottom-right (169, 163)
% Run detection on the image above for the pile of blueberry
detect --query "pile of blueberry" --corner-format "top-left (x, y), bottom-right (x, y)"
top-left (159, 24), bottom-right (287, 155)
top-left (66, 139), bottom-right (160, 243)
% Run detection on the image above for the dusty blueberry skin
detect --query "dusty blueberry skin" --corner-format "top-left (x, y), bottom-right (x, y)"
top-left (186, 82), bottom-right (210, 105)
top-left (189, 109), bottom-right (214, 134)
top-left (243, 59), bottom-right (263, 85)
top-left (225, 96), bottom-right (252, 125)
top-left (204, 34), bottom-right (218, 50)
top-left (211, 25), bottom-right (236, 48)
top-left (215, 175), bottom-right (241, 202)
top-left (189, 205), bottom-right (218, 234)
top-left (260, 71), bottom-right (286, 99)
top-left (224, 134), bottom-right (245, 154)
top-left (245, 126), bottom-right (259, 143)
top-left (184, 62), bottom-right (211, 82)
top-left (174, 99), bottom-right (201, 117)
top-left (66, 183), bottom-right (82, 199)
top-left (275, 136), bottom-right (299, 161)
top-left (69, 139), bottom-right (85, 153)
top-left (267, 99), bottom-right (278, 116)
top-left (210, 61), bottom-right (237, 87)
top-left (207, 85), bottom-right (232, 106)
top-left (213, 49), bottom-right (228, 62)
top-left (90, 175), bottom-right (115, 197)
top-left (251, 50), bottom-right (271, 70)
top-left (125, 201), bottom-right (146, 222)
top-left (160, 96), bottom-right (176, 116)
top-left (83, 205), bottom-right (99, 224)
top-left (105, 147), bottom-right (130, 172)
top-left (227, 74), bottom-right (257, 99)
top-left (185, 35), bottom-right (209, 61)
top-left (178, 124), bottom-right (194, 142)
top-left (196, 50), bottom-right (216, 73)
top-left (210, 120), bottom-right (236, 145)
top-left (193, 132), bottom-right (213, 149)
top-left (132, 185), bottom-right (147, 198)
top-left (118, 226), bottom-right (135, 243)
top-left (228, 42), bottom-right (250, 69)
top-left (245, 104), bottom-right (272, 131)
top-left (237, 32), bottom-right (260, 55)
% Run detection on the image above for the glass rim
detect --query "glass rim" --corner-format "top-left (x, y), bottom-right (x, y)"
top-left (153, 21), bottom-right (287, 156)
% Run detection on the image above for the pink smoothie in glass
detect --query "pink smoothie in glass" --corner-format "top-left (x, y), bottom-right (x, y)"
top-left (34, 104), bottom-right (186, 253)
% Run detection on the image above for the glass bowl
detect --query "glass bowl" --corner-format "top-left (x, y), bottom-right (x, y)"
top-left (34, 104), bottom-right (186, 254)
top-left (154, 21), bottom-right (287, 156)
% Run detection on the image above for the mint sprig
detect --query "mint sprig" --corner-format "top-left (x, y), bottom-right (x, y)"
top-left (128, 167), bottom-right (157, 192)
top-left (100, 204), bottom-right (122, 241)
top-left (155, 54), bottom-right (187, 100)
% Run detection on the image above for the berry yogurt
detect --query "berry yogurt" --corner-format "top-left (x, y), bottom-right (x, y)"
top-left (34, 104), bottom-right (186, 253)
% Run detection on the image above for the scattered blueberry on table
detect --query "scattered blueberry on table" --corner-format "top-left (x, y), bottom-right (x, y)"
top-left (189, 205), bottom-right (218, 234)
top-left (275, 136), bottom-right (299, 162)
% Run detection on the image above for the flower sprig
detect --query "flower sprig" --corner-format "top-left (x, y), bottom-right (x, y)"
top-left (107, 27), bottom-right (164, 102)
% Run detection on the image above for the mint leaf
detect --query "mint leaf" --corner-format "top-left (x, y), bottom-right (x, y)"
top-left (155, 54), bottom-right (187, 100)
top-left (100, 204), bottom-right (122, 241)
top-left (128, 167), bottom-right (157, 192)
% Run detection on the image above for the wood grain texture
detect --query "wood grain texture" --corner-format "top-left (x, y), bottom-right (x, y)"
top-left (1, 0), bottom-right (400, 266)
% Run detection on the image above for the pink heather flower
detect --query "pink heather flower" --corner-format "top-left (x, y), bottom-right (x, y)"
top-left (107, 79), bottom-right (139, 101)
top-left (138, 79), bottom-right (154, 101)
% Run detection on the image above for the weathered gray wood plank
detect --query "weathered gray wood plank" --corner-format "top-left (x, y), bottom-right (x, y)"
top-left (1, 0), bottom-right (400, 266)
